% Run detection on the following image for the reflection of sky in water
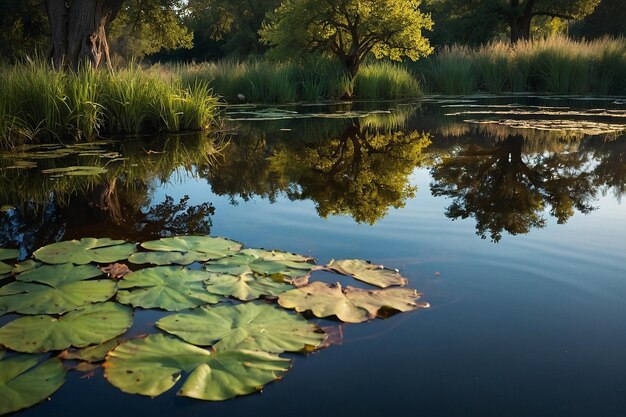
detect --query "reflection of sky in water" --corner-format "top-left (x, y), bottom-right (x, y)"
top-left (7, 97), bottom-right (626, 417)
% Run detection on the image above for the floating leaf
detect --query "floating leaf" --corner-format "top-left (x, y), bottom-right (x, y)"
top-left (0, 264), bottom-right (115, 314)
top-left (41, 165), bottom-right (107, 176)
top-left (129, 236), bottom-right (242, 265)
top-left (60, 339), bottom-right (120, 362)
top-left (204, 272), bottom-right (294, 301)
top-left (33, 238), bottom-right (136, 265)
top-left (11, 260), bottom-right (40, 275)
top-left (0, 302), bottom-right (132, 353)
top-left (0, 248), bottom-right (18, 277)
top-left (157, 303), bottom-right (325, 353)
top-left (0, 354), bottom-right (65, 415)
top-left (116, 266), bottom-right (221, 311)
top-left (104, 334), bottom-right (290, 400)
top-left (327, 259), bottom-right (407, 288)
top-left (278, 281), bottom-right (428, 323)
top-left (204, 249), bottom-right (315, 279)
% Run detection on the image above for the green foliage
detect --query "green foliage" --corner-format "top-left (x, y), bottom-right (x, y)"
top-left (0, 0), bottom-right (48, 61)
top-left (261, 0), bottom-right (433, 84)
top-left (0, 264), bottom-right (116, 315)
top-left (116, 266), bottom-right (222, 310)
top-left (34, 238), bottom-right (136, 265)
top-left (0, 62), bottom-right (218, 148)
top-left (0, 302), bottom-right (132, 353)
top-left (104, 333), bottom-right (291, 400)
top-left (204, 273), bottom-right (295, 301)
top-left (129, 236), bottom-right (242, 265)
top-left (157, 303), bottom-right (325, 352)
top-left (416, 36), bottom-right (626, 95)
top-left (0, 355), bottom-right (65, 415)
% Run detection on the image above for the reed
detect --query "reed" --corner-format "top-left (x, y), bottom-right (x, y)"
top-left (0, 62), bottom-right (218, 148)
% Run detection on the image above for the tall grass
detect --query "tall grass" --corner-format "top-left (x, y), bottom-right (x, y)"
top-left (0, 62), bottom-right (218, 148)
top-left (178, 58), bottom-right (421, 103)
top-left (415, 36), bottom-right (626, 95)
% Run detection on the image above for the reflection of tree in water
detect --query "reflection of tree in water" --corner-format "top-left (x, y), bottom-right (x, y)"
top-left (204, 120), bottom-right (431, 224)
top-left (429, 134), bottom-right (626, 242)
top-left (0, 134), bottom-right (220, 254)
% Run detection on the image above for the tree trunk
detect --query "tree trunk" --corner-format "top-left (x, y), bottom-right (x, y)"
top-left (510, 14), bottom-right (532, 43)
top-left (340, 54), bottom-right (360, 99)
top-left (44, 0), bottom-right (124, 70)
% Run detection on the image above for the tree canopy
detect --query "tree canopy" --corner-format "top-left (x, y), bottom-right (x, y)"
top-left (260, 0), bottom-right (433, 89)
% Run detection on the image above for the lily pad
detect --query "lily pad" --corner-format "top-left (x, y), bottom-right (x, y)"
top-left (129, 236), bottom-right (242, 265)
top-left (278, 281), bottom-right (428, 323)
top-left (0, 302), bottom-right (132, 353)
top-left (41, 165), bottom-right (107, 176)
top-left (0, 264), bottom-right (116, 314)
top-left (156, 303), bottom-right (325, 353)
top-left (0, 248), bottom-right (18, 277)
top-left (116, 266), bottom-right (222, 311)
top-left (104, 334), bottom-right (290, 400)
top-left (204, 249), bottom-right (315, 279)
top-left (327, 259), bottom-right (407, 288)
top-left (204, 272), bottom-right (294, 301)
top-left (0, 354), bottom-right (65, 415)
top-left (60, 339), bottom-right (120, 362)
top-left (33, 238), bottom-right (136, 265)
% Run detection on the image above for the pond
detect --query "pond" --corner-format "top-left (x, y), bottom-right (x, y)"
top-left (1, 96), bottom-right (625, 417)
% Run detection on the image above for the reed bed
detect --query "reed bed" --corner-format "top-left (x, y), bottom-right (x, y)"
top-left (178, 58), bottom-right (421, 103)
top-left (0, 62), bottom-right (218, 148)
top-left (415, 36), bottom-right (626, 95)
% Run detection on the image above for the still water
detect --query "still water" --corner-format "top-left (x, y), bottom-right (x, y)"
top-left (2, 96), bottom-right (625, 417)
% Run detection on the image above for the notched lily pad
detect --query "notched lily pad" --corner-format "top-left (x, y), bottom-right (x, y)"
top-left (0, 354), bottom-right (65, 415)
top-left (33, 238), bottom-right (136, 265)
top-left (278, 281), bottom-right (428, 323)
top-left (204, 248), bottom-right (315, 280)
top-left (0, 302), bottom-right (132, 353)
top-left (0, 248), bottom-right (19, 277)
top-left (0, 263), bottom-right (116, 315)
top-left (327, 259), bottom-right (407, 288)
top-left (104, 334), bottom-right (290, 401)
top-left (204, 272), bottom-right (294, 301)
top-left (156, 303), bottom-right (325, 353)
top-left (129, 236), bottom-right (242, 265)
top-left (60, 339), bottom-right (120, 363)
top-left (116, 266), bottom-right (222, 311)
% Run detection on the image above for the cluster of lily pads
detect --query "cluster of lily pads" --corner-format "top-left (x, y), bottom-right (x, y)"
top-left (0, 236), bottom-right (428, 415)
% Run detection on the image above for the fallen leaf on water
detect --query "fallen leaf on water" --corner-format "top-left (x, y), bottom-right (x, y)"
top-left (100, 263), bottom-right (132, 279)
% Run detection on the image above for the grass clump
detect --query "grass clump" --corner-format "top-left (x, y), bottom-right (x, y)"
top-left (415, 36), bottom-right (626, 95)
top-left (0, 62), bottom-right (218, 148)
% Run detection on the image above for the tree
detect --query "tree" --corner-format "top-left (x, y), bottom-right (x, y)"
top-left (43, 0), bottom-right (191, 69)
top-left (493, 0), bottom-right (601, 43)
top-left (260, 0), bottom-right (433, 94)
top-left (0, 0), bottom-right (49, 61)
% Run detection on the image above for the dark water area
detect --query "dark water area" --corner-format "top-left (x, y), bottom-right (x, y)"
top-left (1, 96), bottom-right (626, 417)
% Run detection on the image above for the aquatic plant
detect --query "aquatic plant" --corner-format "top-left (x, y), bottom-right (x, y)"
top-left (0, 235), bottom-right (428, 414)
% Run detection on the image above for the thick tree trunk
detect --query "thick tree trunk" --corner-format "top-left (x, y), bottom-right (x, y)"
top-left (44, 0), bottom-right (124, 70)
top-left (339, 54), bottom-right (361, 99)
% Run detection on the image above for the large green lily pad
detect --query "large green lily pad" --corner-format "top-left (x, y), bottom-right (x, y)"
top-left (278, 281), bottom-right (428, 323)
top-left (0, 248), bottom-right (18, 277)
top-left (33, 238), bottom-right (136, 265)
top-left (156, 303), bottom-right (325, 353)
top-left (0, 302), bottom-right (132, 353)
top-left (204, 249), bottom-right (315, 279)
top-left (129, 236), bottom-right (242, 265)
top-left (204, 272), bottom-right (294, 301)
top-left (104, 334), bottom-right (290, 400)
top-left (116, 266), bottom-right (222, 311)
top-left (0, 264), bottom-right (116, 314)
top-left (0, 354), bottom-right (65, 415)
top-left (327, 259), bottom-right (407, 288)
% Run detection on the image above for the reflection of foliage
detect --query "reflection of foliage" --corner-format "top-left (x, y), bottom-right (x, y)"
top-left (275, 123), bottom-right (431, 223)
top-left (138, 195), bottom-right (215, 237)
top-left (430, 135), bottom-right (598, 242)
top-left (206, 120), bottom-right (431, 224)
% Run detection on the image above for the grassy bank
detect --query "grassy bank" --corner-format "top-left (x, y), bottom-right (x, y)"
top-left (0, 62), bottom-right (218, 148)
top-left (178, 59), bottom-right (422, 103)
top-left (415, 36), bottom-right (626, 95)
